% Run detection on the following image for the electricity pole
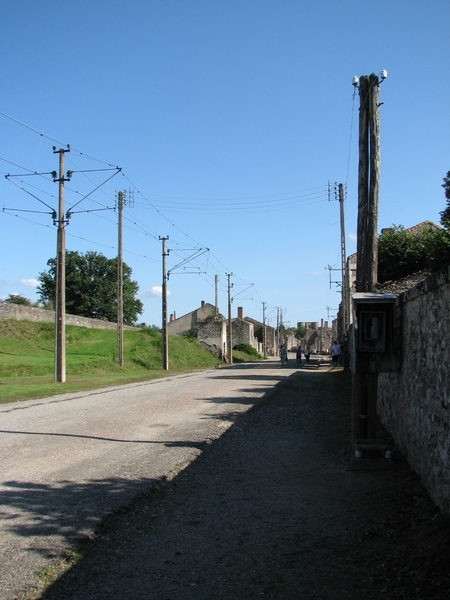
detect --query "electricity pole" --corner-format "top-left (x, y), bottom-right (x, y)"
top-left (262, 301), bottom-right (266, 358)
top-left (53, 146), bottom-right (71, 383)
top-left (160, 236), bottom-right (169, 370)
top-left (117, 191), bottom-right (124, 367)
top-left (227, 273), bottom-right (233, 364)
top-left (276, 307), bottom-right (280, 349)
top-left (352, 72), bottom-right (384, 443)
top-left (215, 274), bottom-right (219, 312)
top-left (356, 74), bottom-right (381, 293)
top-left (338, 183), bottom-right (350, 369)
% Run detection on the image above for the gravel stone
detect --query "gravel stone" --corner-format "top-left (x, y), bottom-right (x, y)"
top-left (24, 367), bottom-right (450, 600)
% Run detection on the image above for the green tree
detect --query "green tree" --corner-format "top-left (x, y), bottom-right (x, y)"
top-left (440, 170), bottom-right (450, 228)
top-left (4, 293), bottom-right (34, 306)
top-left (378, 225), bottom-right (450, 283)
top-left (378, 225), bottom-right (428, 282)
top-left (37, 250), bottom-right (143, 325)
top-left (294, 325), bottom-right (305, 339)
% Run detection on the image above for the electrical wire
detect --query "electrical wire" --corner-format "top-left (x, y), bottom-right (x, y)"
top-left (0, 110), bottom-right (335, 312)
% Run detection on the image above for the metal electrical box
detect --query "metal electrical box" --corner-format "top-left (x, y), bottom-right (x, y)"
top-left (352, 292), bottom-right (397, 373)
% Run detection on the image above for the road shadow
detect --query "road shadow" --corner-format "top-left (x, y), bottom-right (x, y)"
top-left (9, 369), bottom-right (450, 600)
top-left (1, 477), bottom-right (160, 557)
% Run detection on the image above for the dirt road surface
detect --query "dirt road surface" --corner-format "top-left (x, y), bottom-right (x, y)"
top-left (1, 358), bottom-right (449, 599)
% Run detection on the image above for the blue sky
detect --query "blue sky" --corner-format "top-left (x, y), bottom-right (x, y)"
top-left (1, 1), bottom-right (449, 329)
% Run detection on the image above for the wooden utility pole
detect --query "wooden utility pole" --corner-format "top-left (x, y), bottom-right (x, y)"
top-left (339, 183), bottom-right (350, 369)
top-left (276, 307), bottom-right (280, 350)
top-left (352, 73), bottom-right (383, 443)
top-left (262, 301), bottom-right (266, 358)
top-left (160, 236), bottom-right (169, 370)
top-left (215, 274), bottom-right (219, 312)
top-left (53, 146), bottom-right (71, 383)
top-left (356, 74), bottom-right (380, 293)
top-left (117, 191), bottom-right (124, 367)
top-left (227, 273), bottom-right (233, 364)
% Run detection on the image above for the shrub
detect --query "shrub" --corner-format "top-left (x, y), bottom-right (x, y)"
top-left (232, 343), bottom-right (261, 358)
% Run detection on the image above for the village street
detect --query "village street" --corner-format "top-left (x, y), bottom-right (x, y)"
top-left (1, 359), bottom-right (449, 600)
top-left (0, 359), bottom-right (294, 599)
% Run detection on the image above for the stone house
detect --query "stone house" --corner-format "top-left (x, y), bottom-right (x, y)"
top-left (166, 301), bottom-right (217, 336)
top-left (197, 319), bottom-right (227, 360)
top-left (243, 314), bottom-right (276, 356)
top-left (297, 320), bottom-right (333, 354)
top-left (166, 302), bottom-right (263, 358)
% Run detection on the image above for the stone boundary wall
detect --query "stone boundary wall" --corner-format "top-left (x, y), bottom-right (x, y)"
top-left (167, 302), bottom-right (216, 336)
top-left (378, 266), bottom-right (450, 516)
top-left (198, 320), bottom-right (226, 360)
top-left (232, 319), bottom-right (257, 350)
top-left (0, 303), bottom-right (137, 330)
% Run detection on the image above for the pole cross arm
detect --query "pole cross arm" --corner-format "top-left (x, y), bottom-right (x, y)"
top-left (167, 247), bottom-right (209, 278)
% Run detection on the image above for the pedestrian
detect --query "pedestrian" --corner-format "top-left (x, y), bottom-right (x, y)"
top-left (331, 341), bottom-right (340, 367)
top-left (296, 345), bottom-right (302, 365)
top-left (338, 343), bottom-right (344, 367)
top-left (304, 347), bottom-right (310, 364)
top-left (279, 345), bottom-right (287, 366)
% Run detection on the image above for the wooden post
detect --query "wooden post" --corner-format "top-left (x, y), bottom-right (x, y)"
top-left (117, 191), bottom-right (124, 367)
top-left (53, 147), bottom-right (70, 383)
top-left (227, 273), bottom-right (233, 364)
top-left (160, 236), bottom-right (169, 370)
top-left (352, 74), bottom-right (382, 445)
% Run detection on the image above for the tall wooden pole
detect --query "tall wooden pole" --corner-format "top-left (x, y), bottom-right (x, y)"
top-left (339, 183), bottom-right (350, 369)
top-left (352, 74), bottom-right (382, 443)
top-left (262, 301), bottom-right (266, 358)
top-left (227, 273), bottom-right (233, 364)
top-left (356, 74), bottom-right (380, 293)
top-left (215, 274), bottom-right (219, 312)
top-left (117, 191), bottom-right (124, 367)
top-left (160, 236), bottom-right (169, 370)
top-left (53, 147), bottom-right (70, 383)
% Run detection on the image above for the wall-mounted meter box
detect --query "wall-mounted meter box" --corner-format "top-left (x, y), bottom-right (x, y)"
top-left (352, 292), bottom-right (397, 372)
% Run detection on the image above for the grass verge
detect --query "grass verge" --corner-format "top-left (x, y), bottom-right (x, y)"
top-left (0, 320), bottom-right (263, 404)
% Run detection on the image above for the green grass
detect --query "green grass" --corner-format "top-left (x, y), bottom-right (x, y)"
top-left (0, 320), bottom-right (222, 404)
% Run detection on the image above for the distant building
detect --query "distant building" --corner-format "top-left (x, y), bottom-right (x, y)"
top-left (297, 320), bottom-right (333, 354)
top-left (166, 300), bottom-right (217, 336)
top-left (166, 301), bottom-right (276, 359)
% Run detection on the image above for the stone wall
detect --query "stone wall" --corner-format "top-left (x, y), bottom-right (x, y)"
top-left (167, 302), bottom-right (216, 335)
top-left (378, 266), bottom-right (450, 515)
top-left (232, 318), bottom-right (256, 349)
top-left (0, 303), bottom-right (137, 330)
top-left (244, 317), bottom-right (276, 356)
top-left (198, 320), bottom-right (226, 360)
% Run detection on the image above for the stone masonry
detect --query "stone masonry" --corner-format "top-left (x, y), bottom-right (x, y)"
top-left (377, 266), bottom-right (450, 516)
top-left (0, 303), bottom-right (137, 330)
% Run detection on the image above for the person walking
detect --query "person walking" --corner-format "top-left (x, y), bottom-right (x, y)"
top-left (279, 345), bottom-right (287, 367)
top-left (296, 345), bottom-right (302, 365)
top-left (331, 341), bottom-right (340, 367)
top-left (304, 347), bottom-right (310, 364)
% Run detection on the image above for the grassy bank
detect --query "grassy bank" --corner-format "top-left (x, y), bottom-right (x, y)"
top-left (0, 320), bottom-right (222, 404)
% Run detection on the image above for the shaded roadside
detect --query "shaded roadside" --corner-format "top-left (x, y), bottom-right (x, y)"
top-left (29, 369), bottom-right (450, 599)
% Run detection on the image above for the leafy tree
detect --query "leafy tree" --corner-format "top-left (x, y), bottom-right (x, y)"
top-left (377, 171), bottom-right (450, 281)
top-left (37, 250), bottom-right (143, 325)
top-left (233, 343), bottom-right (261, 358)
top-left (294, 325), bottom-right (305, 339)
top-left (440, 170), bottom-right (450, 228)
top-left (4, 293), bottom-right (34, 306)
top-left (377, 224), bottom-right (450, 283)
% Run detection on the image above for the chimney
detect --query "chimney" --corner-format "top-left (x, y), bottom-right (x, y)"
top-left (237, 306), bottom-right (243, 319)
top-left (201, 300), bottom-right (205, 307)
top-left (170, 314), bottom-right (174, 322)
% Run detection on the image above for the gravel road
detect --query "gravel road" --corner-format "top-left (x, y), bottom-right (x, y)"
top-left (1, 360), bottom-right (294, 599)
top-left (1, 359), bottom-right (449, 599)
